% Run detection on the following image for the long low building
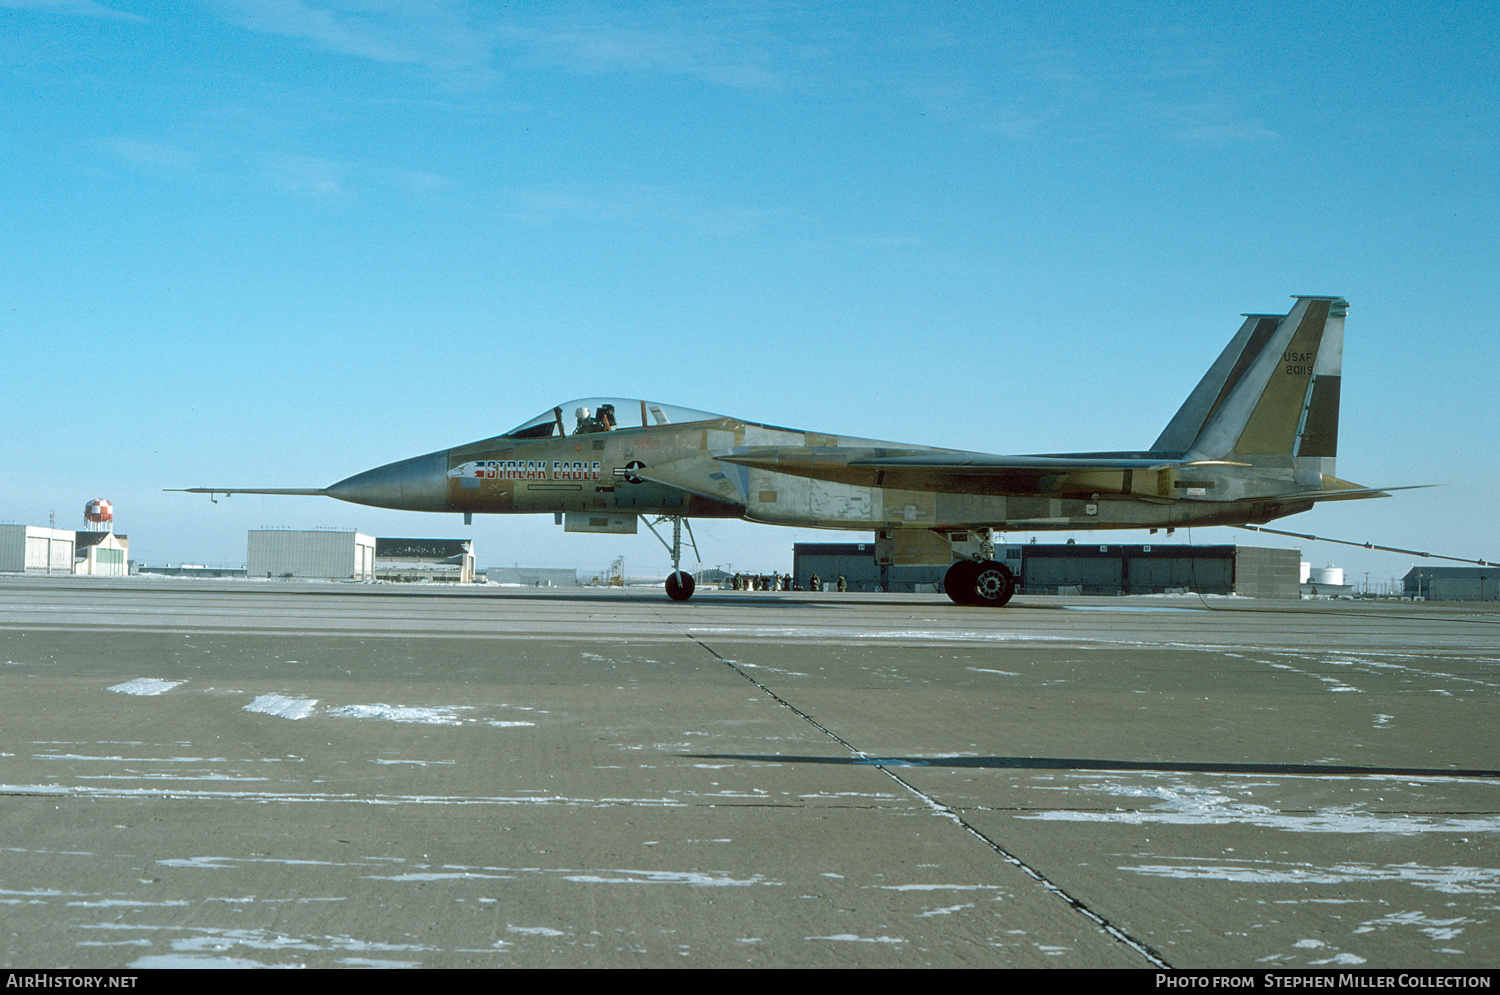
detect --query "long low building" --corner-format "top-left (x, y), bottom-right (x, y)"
top-left (485, 566), bottom-right (578, 587)
top-left (1020, 543), bottom-right (1299, 598)
top-left (792, 542), bottom-right (1301, 598)
top-left (135, 564), bottom-right (249, 578)
top-left (793, 542), bottom-right (1021, 593)
top-left (1403, 566), bottom-right (1500, 601)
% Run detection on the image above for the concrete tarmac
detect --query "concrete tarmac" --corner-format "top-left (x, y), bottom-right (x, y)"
top-left (1, 575), bottom-right (1497, 969)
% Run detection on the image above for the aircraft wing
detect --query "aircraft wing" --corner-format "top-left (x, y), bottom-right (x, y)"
top-left (716, 447), bottom-right (1417, 504)
top-left (845, 453), bottom-right (1202, 472)
top-left (714, 446), bottom-right (1207, 496)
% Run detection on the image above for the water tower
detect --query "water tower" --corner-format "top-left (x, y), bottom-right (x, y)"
top-left (83, 498), bottom-right (114, 533)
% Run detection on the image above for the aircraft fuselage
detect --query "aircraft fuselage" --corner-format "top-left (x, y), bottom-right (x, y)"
top-left (323, 411), bottom-right (1314, 534)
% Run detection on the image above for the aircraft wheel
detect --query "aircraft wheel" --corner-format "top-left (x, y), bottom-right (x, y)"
top-left (944, 560), bottom-right (980, 605)
top-left (665, 571), bottom-right (696, 601)
top-left (971, 560), bottom-right (1015, 607)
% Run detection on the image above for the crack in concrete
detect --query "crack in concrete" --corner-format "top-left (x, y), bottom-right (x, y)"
top-left (673, 622), bottom-right (1171, 968)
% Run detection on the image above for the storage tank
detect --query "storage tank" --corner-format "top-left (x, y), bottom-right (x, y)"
top-left (1309, 565), bottom-right (1344, 587)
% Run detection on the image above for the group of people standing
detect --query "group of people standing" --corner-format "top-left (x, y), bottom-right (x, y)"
top-left (729, 573), bottom-right (790, 591)
top-left (726, 573), bottom-right (848, 592)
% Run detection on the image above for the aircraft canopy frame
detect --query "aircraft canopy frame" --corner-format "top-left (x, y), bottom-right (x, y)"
top-left (503, 398), bottom-right (727, 439)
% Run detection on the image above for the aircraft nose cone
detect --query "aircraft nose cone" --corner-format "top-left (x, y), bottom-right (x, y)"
top-left (325, 450), bottom-right (449, 512)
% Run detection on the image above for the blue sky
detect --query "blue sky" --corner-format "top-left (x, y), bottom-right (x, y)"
top-left (3, 1), bottom-right (1496, 587)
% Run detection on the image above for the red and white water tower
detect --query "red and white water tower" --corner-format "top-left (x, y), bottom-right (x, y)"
top-left (83, 498), bottom-right (114, 533)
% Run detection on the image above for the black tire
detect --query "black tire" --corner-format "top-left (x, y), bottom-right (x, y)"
top-left (665, 571), bottom-right (696, 601)
top-left (971, 560), bottom-right (1015, 607)
top-left (944, 560), bottom-right (980, 605)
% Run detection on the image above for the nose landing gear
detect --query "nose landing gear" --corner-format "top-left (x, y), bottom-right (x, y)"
top-left (645, 515), bottom-right (701, 601)
top-left (665, 570), bottom-right (696, 601)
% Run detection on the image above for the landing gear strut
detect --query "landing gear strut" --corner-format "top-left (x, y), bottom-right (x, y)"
top-left (645, 515), bottom-right (700, 601)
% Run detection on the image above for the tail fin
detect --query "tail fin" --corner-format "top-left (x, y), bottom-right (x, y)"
top-left (1180, 296), bottom-right (1348, 485)
top-left (1151, 312), bottom-right (1284, 453)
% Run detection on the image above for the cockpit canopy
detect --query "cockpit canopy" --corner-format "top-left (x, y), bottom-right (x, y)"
top-left (503, 398), bottom-right (726, 440)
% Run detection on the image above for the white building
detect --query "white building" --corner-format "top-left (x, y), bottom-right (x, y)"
top-left (75, 531), bottom-right (130, 576)
top-left (485, 566), bottom-right (578, 587)
top-left (0, 525), bottom-right (77, 574)
top-left (247, 530), bottom-right (376, 580)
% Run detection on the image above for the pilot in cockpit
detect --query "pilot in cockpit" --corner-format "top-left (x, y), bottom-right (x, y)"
top-left (574, 404), bottom-right (617, 434)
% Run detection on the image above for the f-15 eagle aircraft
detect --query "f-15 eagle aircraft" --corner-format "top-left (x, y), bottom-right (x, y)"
top-left (175, 295), bottom-right (1389, 605)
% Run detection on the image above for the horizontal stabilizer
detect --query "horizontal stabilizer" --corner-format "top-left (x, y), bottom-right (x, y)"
top-left (1260, 484), bottom-right (1433, 503)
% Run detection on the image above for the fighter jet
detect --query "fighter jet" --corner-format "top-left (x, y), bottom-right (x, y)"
top-left (175, 295), bottom-right (1388, 605)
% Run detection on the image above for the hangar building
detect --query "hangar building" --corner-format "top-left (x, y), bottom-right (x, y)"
top-left (374, 538), bottom-right (475, 584)
top-left (0, 525), bottom-right (77, 575)
top-left (248, 530), bottom-right (376, 580)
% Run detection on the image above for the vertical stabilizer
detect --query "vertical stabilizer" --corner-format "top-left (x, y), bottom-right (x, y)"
top-left (1185, 297), bottom-right (1348, 485)
top-left (1152, 313), bottom-right (1283, 453)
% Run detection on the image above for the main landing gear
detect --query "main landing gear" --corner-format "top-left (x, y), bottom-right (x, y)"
top-left (938, 529), bottom-right (1014, 607)
top-left (645, 515), bottom-right (700, 601)
top-left (944, 559), bottom-right (1016, 607)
